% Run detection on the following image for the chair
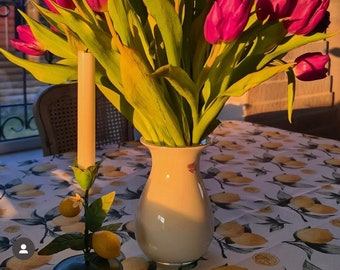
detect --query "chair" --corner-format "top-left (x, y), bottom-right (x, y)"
top-left (33, 83), bottom-right (134, 156)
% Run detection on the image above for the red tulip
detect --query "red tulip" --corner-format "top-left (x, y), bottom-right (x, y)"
top-left (10, 25), bottom-right (46, 56)
top-left (86, 0), bottom-right (108, 12)
top-left (256, 0), bottom-right (295, 21)
top-left (43, 0), bottom-right (75, 13)
top-left (204, 0), bottom-right (252, 44)
top-left (293, 52), bottom-right (329, 81)
top-left (283, 0), bottom-right (330, 35)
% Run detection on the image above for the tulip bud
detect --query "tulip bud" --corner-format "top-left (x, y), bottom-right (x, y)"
top-left (86, 0), bottom-right (108, 12)
top-left (293, 52), bottom-right (329, 81)
top-left (204, 0), bottom-right (252, 44)
top-left (43, 0), bottom-right (75, 13)
top-left (283, 0), bottom-right (330, 35)
top-left (10, 25), bottom-right (46, 56)
top-left (256, 0), bottom-right (295, 21)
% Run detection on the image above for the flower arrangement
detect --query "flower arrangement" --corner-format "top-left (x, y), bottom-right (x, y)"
top-left (0, 0), bottom-right (334, 147)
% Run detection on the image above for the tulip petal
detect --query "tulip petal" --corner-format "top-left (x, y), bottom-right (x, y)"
top-left (10, 39), bottom-right (45, 56)
top-left (16, 25), bottom-right (36, 43)
top-left (204, 2), bottom-right (222, 44)
top-left (256, 0), bottom-right (294, 20)
top-left (204, 0), bottom-right (252, 44)
top-left (284, 0), bottom-right (330, 35)
top-left (43, 0), bottom-right (75, 13)
top-left (11, 25), bottom-right (46, 56)
top-left (86, 0), bottom-right (108, 12)
top-left (293, 52), bottom-right (329, 81)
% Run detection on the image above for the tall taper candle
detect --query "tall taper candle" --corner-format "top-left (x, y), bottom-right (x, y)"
top-left (77, 51), bottom-right (95, 169)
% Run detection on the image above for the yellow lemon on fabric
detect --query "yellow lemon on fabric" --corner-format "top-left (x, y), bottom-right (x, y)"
top-left (92, 230), bottom-right (121, 259)
top-left (58, 194), bottom-right (83, 217)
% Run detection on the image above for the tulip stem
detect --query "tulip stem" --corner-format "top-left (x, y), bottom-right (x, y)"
top-left (205, 43), bottom-right (222, 69)
top-left (83, 188), bottom-right (90, 267)
top-left (196, 43), bottom-right (224, 89)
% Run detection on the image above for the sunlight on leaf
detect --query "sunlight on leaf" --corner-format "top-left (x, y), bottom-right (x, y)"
top-left (87, 191), bottom-right (116, 232)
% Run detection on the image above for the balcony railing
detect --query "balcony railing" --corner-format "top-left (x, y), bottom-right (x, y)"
top-left (0, 0), bottom-right (45, 153)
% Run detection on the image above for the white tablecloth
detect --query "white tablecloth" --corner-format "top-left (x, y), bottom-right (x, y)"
top-left (1, 120), bottom-right (340, 269)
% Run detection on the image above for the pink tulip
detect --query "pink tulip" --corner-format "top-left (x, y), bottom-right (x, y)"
top-left (86, 0), bottom-right (108, 12)
top-left (293, 52), bottom-right (329, 81)
top-left (204, 0), bottom-right (252, 44)
top-left (10, 25), bottom-right (46, 56)
top-left (43, 0), bottom-right (75, 13)
top-left (283, 0), bottom-right (330, 35)
top-left (256, 0), bottom-right (295, 21)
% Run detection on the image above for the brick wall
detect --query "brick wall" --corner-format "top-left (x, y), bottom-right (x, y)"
top-left (244, 41), bottom-right (332, 116)
top-left (0, 6), bottom-right (15, 51)
top-left (243, 40), bottom-right (338, 140)
top-left (0, 6), bottom-right (46, 105)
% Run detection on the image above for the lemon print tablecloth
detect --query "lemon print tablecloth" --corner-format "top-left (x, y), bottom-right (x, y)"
top-left (1, 120), bottom-right (340, 270)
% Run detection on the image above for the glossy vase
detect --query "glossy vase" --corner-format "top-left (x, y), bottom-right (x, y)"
top-left (135, 138), bottom-right (214, 266)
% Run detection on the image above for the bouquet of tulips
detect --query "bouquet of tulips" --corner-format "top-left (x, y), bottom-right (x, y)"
top-left (0, 0), bottom-right (334, 146)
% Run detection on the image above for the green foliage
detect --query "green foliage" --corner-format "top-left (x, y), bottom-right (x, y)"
top-left (0, 0), bottom-right (334, 146)
top-left (71, 162), bottom-right (101, 190)
top-left (38, 233), bottom-right (84, 255)
top-left (38, 162), bottom-right (119, 259)
top-left (87, 191), bottom-right (116, 232)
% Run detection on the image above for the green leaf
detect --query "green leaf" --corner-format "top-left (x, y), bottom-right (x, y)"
top-left (108, 0), bottom-right (131, 46)
top-left (100, 223), bottom-right (123, 232)
top-left (189, 2), bottom-right (212, 79)
top-left (96, 81), bottom-right (156, 142)
top-left (259, 32), bottom-right (334, 68)
top-left (225, 63), bottom-right (293, 97)
top-left (87, 191), bottom-right (116, 232)
top-left (153, 65), bottom-right (197, 100)
top-left (246, 22), bottom-right (286, 56)
top-left (193, 63), bottom-right (292, 143)
top-left (38, 233), bottom-right (84, 255)
top-left (50, 4), bottom-right (123, 91)
top-left (71, 164), bottom-right (99, 191)
top-left (0, 49), bottom-right (77, 84)
top-left (70, 0), bottom-right (98, 25)
top-left (153, 65), bottom-right (197, 109)
top-left (32, 4), bottom-right (85, 54)
top-left (198, 41), bottom-right (242, 111)
top-left (18, 9), bottom-right (76, 59)
top-left (193, 95), bottom-right (229, 144)
top-left (108, 0), bottom-right (154, 69)
top-left (120, 45), bottom-right (185, 146)
top-left (127, 9), bottom-right (155, 69)
top-left (95, 79), bottom-right (131, 119)
top-left (285, 67), bottom-right (296, 123)
top-left (143, 0), bottom-right (182, 66)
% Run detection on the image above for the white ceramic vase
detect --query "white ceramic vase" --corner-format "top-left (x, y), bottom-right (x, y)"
top-left (135, 138), bottom-right (214, 266)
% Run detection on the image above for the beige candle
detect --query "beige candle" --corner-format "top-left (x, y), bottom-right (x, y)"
top-left (77, 51), bottom-right (96, 169)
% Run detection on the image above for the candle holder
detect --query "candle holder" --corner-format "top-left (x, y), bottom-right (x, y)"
top-left (38, 161), bottom-right (122, 270)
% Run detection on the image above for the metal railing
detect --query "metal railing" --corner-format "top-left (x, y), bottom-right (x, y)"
top-left (0, 0), bottom-right (41, 153)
